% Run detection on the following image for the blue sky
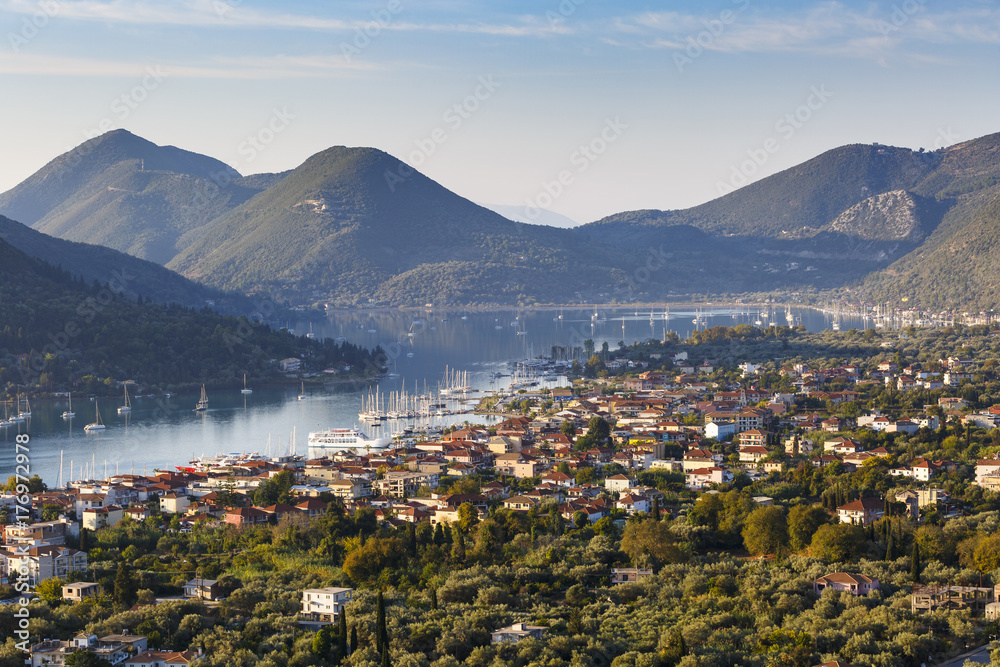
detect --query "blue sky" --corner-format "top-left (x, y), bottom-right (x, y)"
top-left (1, 0), bottom-right (998, 225)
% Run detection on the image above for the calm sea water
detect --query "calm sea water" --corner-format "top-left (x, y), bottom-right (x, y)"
top-left (1, 306), bottom-right (864, 485)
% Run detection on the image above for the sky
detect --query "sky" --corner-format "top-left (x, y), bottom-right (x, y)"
top-left (0, 0), bottom-right (998, 226)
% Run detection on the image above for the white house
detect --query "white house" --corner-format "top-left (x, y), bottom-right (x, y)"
top-left (301, 587), bottom-right (353, 622)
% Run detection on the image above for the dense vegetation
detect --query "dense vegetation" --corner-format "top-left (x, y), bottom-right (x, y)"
top-left (8, 327), bottom-right (1000, 664)
top-left (0, 239), bottom-right (383, 396)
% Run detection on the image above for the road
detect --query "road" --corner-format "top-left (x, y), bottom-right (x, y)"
top-left (938, 644), bottom-right (992, 667)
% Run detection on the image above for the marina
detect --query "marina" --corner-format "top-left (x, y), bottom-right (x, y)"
top-left (0, 303), bottom-right (965, 485)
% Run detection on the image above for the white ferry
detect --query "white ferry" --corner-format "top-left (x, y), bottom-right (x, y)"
top-left (307, 428), bottom-right (392, 452)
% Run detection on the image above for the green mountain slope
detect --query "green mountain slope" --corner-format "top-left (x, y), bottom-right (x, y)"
top-left (0, 214), bottom-right (244, 309)
top-left (0, 238), bottom-right (382, 393)
top-left (167, 146), bottom-right (624, 306)
top-left (0, 130), bottom-right (264, 265)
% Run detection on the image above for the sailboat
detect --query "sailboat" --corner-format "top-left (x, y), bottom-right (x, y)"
top-left (298, 381), bottom-right (306, 400)
top-left (117, 383), bottom-right (132, 415)
top-left (10, 394), bottom-right (25, 423)
top-left (84, 400), bottom-right (106, 431)
top-left (17, 394), bottom-right (30, 420)
top-left (195, 385), bottom-right (209, 412)
top-left (62, 393), bottom-right (75, 419)
top-left (0, 401), bottom-right (13, 428)
top-left (241, 374), bottom-right (253, 395)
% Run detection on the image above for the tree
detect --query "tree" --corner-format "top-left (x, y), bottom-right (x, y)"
top-left (457, 502), bottom-right (479, 534)
top-left (313, 625), bottom-right (334, 659)
top-left (621, 518), bottom-right (683, 569)
top-left (809, 524), bottom-right (866, 562)
top-left (430, 587), bottom-right (438, 610)
top-left (113, 563), bottom-right (137, 608)
top-left (911, 541), bottom-right (921, 582)
top-left (35, 577), bottom-right (64, 603)
top-left (787, 504), bottom-right (829, 552)
top-left (652, 496), bottom-right (661, 521)
top-left (339, 609), bottom-right (349, 658)
top-left (974, 535), bottom-right (1000, 573)
top-left (376, 590), bottom-right (386, 654)
top-left (742, 506), bottom-right (789, 557)
top-left (65, 651), bottom-right (113, 667)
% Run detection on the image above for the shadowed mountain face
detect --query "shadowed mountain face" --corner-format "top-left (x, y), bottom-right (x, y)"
top-left (3, 130), bottom-right (999, 308)
top-left (0, 213), bottom-right (240, 309)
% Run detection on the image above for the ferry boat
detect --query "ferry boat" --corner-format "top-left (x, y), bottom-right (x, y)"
top-left (307, 428), bottom-right (392, 452)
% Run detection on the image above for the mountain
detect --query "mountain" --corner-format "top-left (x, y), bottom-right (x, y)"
top-left (167, 146), bottom-right (623, 306)
top-left (0, 130), bottom-right (268, 265)
top-left (578, 135), bottom-right (1000, 305)
top-left (853, 133), bottom-right (1000, 309)
top-left (0, 237), bottom-right (382, 394)
top-left (0, 213), bottom-right (244, 309)
top-left (8, 129), bottom-right (1000, 309)
top-left (480, 204), bottom-right (580, 228)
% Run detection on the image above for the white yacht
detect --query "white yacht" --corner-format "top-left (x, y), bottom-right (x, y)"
top-left (307, 428), bottom-right (392, 452)
top-left (62, 393), bottom-right (76, 419)
top-left (117, 384), bottom-right (132, 415)
top-left (241, 374), bottom-right (253, 394)
top-left (195, 385), bottom-right (209, 412)
top-left (84, 400), bottom-right (106, 431)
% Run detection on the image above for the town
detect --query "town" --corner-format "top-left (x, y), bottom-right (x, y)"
top-left (5, 324), bottom-right (1000, 666)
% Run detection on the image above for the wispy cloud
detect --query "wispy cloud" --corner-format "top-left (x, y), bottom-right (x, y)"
top-left (0, 51), bottom-right (381, 78)
top-left (607, 2), bottom-right (1000, 60)
top-left (0, 0), bottom-right (571, 36)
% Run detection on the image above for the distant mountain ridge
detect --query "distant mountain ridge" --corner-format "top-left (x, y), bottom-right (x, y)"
top-left (0, 130), bottom-right (270, 265)
top-left (2, 129), bottom-right (999, 308)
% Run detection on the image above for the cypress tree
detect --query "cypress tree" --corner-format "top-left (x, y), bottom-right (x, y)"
top-left (407, 522), bottom-right (417, 557)
top-left (652, 496), bottom-right (661, 521)
top-left (430, 587), bottom-right (438, 610)
top-left (350, 627), bottom-right (358, 653)
top-left (452, 530), bottom-right (466, 562)
top-left (911, 542), bottom-right (921, 583)
top-left (885, 529), bottom-right (895, 561)
top-left (433, 523), bottom-right (445, 546)
top-left (339, 610), bottom-right (348, 657)
top-left (376, 590), bottom-right (386, 653)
